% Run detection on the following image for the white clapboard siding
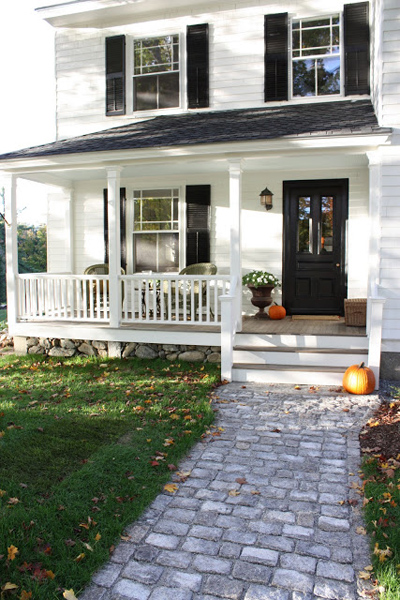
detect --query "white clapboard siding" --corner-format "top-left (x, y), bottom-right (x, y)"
top-left (54, 0), bottom-right (364, 139)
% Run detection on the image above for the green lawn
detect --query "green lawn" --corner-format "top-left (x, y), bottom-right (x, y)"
top-left (0, 308), bottom-right (6, 326)
top-left (361, 391), bottom-right (400, 599)
top-left (0, 354), bottom-right (219, 599)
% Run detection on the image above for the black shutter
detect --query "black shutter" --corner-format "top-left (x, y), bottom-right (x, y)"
top-left (344, 2), bottom-right (370, 95)
top-left (103, 188), bottom-right (127, 270)
top-left (106, 35), bottom-right (126, 115)
top-left (187, 24), bottom-right (209, 108)
top-left (186, 185), bottom-right (211, 266)
top-left (264, 13), bottom-right (288, 102)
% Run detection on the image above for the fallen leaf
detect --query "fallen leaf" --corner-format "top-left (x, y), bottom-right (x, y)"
top-left (229, 490), bottom-right (240, 497)
top-left (94, 533), bottom-right (101, 542)
top-left (356, 526), bottom-right (367, 535)
top-left (8, 497), bottom-right (20, 505)
top-left (46, 570), bottom-right (56, 580)
top-left (74, 553), bottom-right (85, 562)
top-left (82, 543), bottom-right (93, 552)
top-left (20, 591), bottom-right (33, 600)
top-left (236, 477), bottom-right (247, 485)
top-left (359, 571), bottom-right (371, 580)
top-left (7, 545), bottom-right (19, 560)
top-left (63, 591), bottom-right (78, 600)
top-left (1, 582), bottom-right (19, 592)
top-left (164, 483), bottom-right (178, 494)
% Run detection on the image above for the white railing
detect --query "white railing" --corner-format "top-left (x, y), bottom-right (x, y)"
top-left (121, 274), bottom-right (231, 325)
top-left (17, 273), bottom-right (231, 327)
top-left (18, 274), bottom-right (111, 322)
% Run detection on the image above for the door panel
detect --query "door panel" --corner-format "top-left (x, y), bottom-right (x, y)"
top-left (283, 179), bottom-right (348, 315)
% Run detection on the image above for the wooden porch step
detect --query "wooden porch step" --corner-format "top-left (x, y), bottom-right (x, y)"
top-left (231, 363), bottom-right (346, 385)
top-left (232, 346), bottom-right (368, 368)
top-left (235, 332), bottom-right (368, 350)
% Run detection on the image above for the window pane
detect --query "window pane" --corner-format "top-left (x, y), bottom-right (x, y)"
top-left (292, 29), bottom-right (300, 51)
top-left (298, 196), bottom-right (311, 253)
top-left (142, 197), bottom-right (171, 224)
top-left (134, 233), bottom-right (179, 272)
top-left (317, 57), bottom-right (340, 95)
top-left (320, 196), bottom-right (334, 253)
top-left (302, 27), bottom-right (331, 51)
top-left (159, 72), bottom-right (180, 108)
top-left (293, 59), bottom-right (316, 97)
top-left (134, 75), bottom-right (157, 111)
top-left (302, 18), bottom-right (330, 28)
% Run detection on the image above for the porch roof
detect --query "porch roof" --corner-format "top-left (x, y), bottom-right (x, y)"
top-left (0, 99), bottom-right (390, 162)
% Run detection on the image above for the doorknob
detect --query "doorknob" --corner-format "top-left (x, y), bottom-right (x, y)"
top-left (336, 263), bottom-right (340, 267)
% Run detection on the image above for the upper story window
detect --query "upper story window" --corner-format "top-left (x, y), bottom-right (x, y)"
top-left (133, 36), bottom-right (180, 111)
top-left (292, 16), bottom-right (341, 98)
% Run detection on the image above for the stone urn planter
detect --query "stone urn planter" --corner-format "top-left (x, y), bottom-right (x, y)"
top-left (247, 284), bottom-right (275, 319)
top-left (242, 270), bottom-right (281, 320)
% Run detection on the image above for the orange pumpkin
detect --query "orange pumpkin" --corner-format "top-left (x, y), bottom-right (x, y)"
top-left (269, 303), bottom-right (286, 320)
top-left (342, 362), bottom-right (375, 395)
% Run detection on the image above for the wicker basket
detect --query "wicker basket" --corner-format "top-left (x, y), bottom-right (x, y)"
top-left (344, 298), bottom-right (367, 327)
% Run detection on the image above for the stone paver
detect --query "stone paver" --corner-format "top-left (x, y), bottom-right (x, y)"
top-left (80, 382), bottom-right (380, 600)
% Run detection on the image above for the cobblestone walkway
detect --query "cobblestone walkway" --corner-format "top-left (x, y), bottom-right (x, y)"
top-left (82, 383), bottom-right (380, 600)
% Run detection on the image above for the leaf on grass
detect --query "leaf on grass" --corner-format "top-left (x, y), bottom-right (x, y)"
top-left (164, 483), bottom-right (178, 494)
top-left (37, 427), bottom-right (44, 433)
top-left (7, 545), bottom-right (19, 560)
top-left (46, 570), bottom-right (56, 580)
top-left (64, 539), bottom-right (76, 547)
top-left (8, 497), bottom-right (20, 505)
top-left (94, 533), bottom-right (101, 542)
top-left (74, 553), bottom-right (85, 562)
top-left (20, 591), bottom-right (33, 599)
top-left (2, 582), bottom-right (18, 591)
top-left (82, 543), bottom-right (93, 552)
top-left (63, 590), bottom-right (78, 600)
top-left (0, 489), bottom-right (6, 497)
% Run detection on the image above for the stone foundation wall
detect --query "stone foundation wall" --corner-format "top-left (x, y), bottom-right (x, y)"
top-left (25, 337), bottom-right (221, 364)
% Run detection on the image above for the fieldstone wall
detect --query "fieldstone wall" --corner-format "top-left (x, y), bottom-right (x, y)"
top-left (25, 337), bottom-right (221, 364)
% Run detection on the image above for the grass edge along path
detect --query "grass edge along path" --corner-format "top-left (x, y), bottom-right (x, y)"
top-left (360, 390), bottom-right (400, 600)
top-left (0, 354), bottom-right (220, 599)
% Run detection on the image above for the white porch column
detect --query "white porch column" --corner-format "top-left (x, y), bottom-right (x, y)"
top-left (4, 174), bottom-right (18, 332)
top-left (367, 153), bottom-right (382, 301)
top-left (228, 160), bottom-right (242, 330)
top-left (107, 167), bottom-right (122, 328)
top-left (64, 188), bottom-right (74, 274)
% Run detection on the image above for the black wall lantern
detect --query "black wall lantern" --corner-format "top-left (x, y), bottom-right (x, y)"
top-left (259, 186), bottom-right (274, 211)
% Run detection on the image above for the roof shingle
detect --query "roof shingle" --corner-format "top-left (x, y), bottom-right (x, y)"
top-left (0, 99), bottom-right (389, 161)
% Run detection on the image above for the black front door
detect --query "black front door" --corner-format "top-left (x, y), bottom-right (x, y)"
top-left (283, 179), bottom-right (348, 315)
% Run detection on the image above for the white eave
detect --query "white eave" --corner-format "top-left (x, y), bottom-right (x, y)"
top-left (35, 0), bottom-right (231, 27)
top-left (0, 132), bottom-right (391, 183)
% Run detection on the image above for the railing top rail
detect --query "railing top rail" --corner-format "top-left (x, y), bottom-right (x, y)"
top-left (18, 273), bottom-right (231, 281)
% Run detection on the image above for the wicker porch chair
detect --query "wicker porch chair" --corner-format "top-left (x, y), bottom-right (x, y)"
top-left (84, 264), bottom-right (125, 308)
top-left (163, 263), bottom-right (217, 320)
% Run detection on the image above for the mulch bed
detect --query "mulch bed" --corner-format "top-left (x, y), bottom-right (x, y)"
top-left (359, 384), bottom-right (400, 459)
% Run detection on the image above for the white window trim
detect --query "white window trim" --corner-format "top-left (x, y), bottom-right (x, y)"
top-left (126, 31), bottom-right (187, 118)
top-left (126, 186), bottom-right (185, 274)
top-left (289, 13), bottom-right (343, 101)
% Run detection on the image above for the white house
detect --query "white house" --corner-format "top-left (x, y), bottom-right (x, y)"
top-left (1, 0), bottom-right (399, 386)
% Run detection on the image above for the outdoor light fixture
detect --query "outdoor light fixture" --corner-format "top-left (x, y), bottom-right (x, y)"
top-left (259, 186), bottom-right (274, 211)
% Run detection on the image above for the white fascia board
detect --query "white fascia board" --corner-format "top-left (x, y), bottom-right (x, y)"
top-left (0, 132), bottom-right (391, 175)
top-left (35, 0), bottom-right (141, 27)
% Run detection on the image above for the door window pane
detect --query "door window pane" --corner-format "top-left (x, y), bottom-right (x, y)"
top-left (297, 196), bottom-right (311, 253)
top-left (320, 196), bottom-right (334, 253)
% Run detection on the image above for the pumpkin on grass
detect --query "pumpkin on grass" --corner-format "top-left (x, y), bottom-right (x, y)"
top-left (342, 362), bottom-right (375, 395)
top-left (269, 303), bottom-right (286, 320)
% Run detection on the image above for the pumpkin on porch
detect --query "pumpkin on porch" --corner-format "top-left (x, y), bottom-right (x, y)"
top-left (342, 362), bottom-right (376, 395)
top-left (269, 303), bottom-right (286, 320)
